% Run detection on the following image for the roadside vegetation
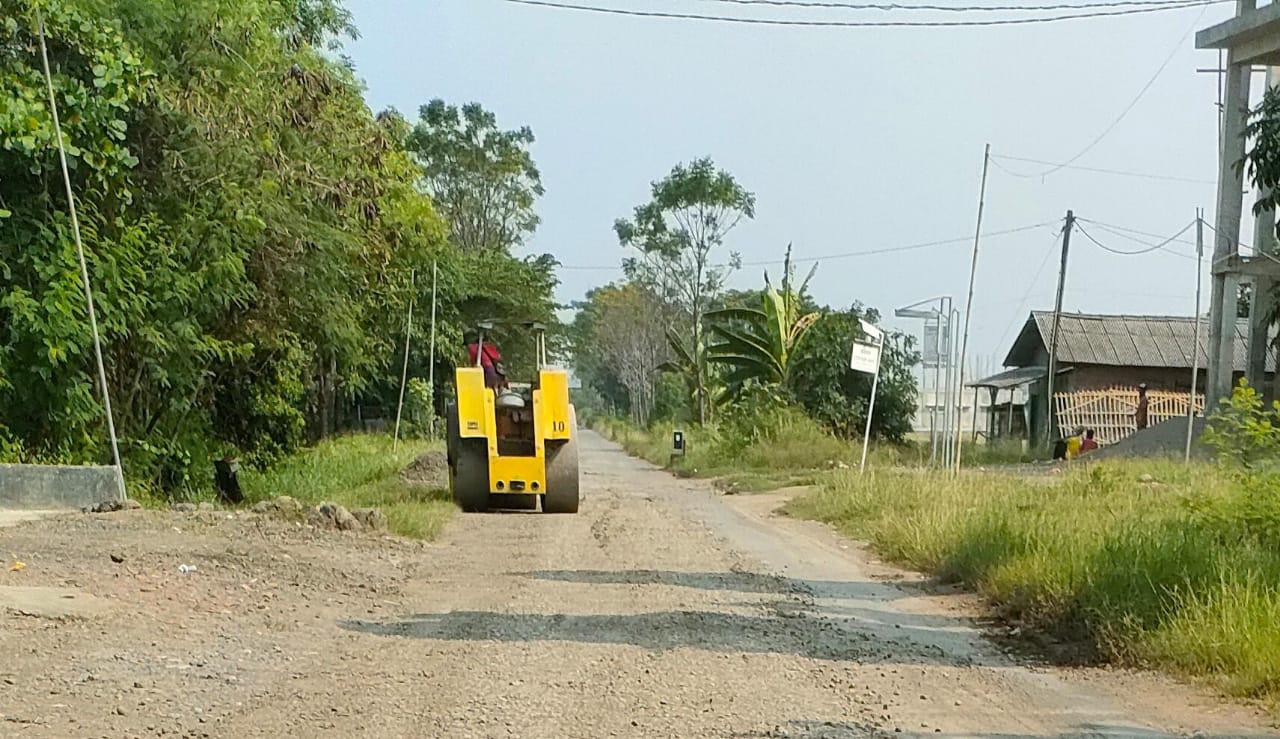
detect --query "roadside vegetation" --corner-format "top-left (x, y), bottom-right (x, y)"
top-left (593, 400), bottom-right (849, 492)
top-left (240, 434), bottom-right (453, 540)
top-left (570, 163), bottom-right (925, 494)
top-left (1, 1), bottom-right (556, 505)
top-left (788, 383), bottom-right (1280, 707)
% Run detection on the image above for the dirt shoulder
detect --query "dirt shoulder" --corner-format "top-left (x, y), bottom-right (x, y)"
top-left (1, 431), bottom-right (1274, 738)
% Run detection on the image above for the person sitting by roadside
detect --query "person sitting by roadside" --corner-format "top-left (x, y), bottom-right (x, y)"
top-left (1065, 427), bottom-right (1084, 460)
top-left (1079, 428), bottom-right (1099, 455)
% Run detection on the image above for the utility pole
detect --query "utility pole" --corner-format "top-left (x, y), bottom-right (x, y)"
top-left (427, 260), bottom-right (438, 437)
top-left (953, 144), bottom-right (990, 474)
top-left (393, 270), bottom-right (416, 451)
top-left (1187, 211), bottom-right (1205, 463)
top-left (1044, 210), bottom-right (1075, 450)
top-left (37, 9), bottom-right (126, 500)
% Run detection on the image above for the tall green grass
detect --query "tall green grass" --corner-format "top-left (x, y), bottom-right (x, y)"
top-left (787, 461), bottom-right (1280, 705)
top-left (594, 411), bottom-right (850, 489)
top-left (240, 434), bottom-right (453, 539)
top-left (594, 414), bottom-right (1040, 484)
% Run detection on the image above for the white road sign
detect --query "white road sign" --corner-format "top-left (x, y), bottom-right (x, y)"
top-left (849, 320), bottom-right (883, 375)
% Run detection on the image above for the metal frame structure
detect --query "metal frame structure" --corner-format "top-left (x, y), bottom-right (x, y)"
top-left (895, 297), bottom-right (960, 468)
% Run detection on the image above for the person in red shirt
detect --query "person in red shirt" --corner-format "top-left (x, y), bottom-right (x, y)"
top-left (1079, 428), bottom-right (1099, 455)
top-left (466, 338), bottom-right (505, 389)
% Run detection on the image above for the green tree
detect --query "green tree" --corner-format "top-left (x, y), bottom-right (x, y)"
top-left (615, 157), bottom-right (755, 423)
top-left (705, 246), bottom-right (820, 394)
top-left (787, 306), bottom-right (919, 443)
top-left (405, 99), bottom-right (543, 252)
top-left (568, 288), bottom-right (631, 416)
top-left (0, 0), bottom-right (565, 495)
top-left (585, 283), bottom-right (670, 425)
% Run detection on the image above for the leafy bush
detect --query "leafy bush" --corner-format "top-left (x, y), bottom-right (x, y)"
top-left (403, 377), bottom-right (437, 439)
top-left (716, 385), bottom-right (849, 469)
top-left (0, 425), bottom-right (24, 463)
top-left (593, 387), bottom-right (851, 480)
top-left (1203, 380), bottom-right (1280, 469)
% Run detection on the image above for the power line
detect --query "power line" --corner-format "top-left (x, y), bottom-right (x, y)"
top-left (992, 225), bottom-right (1063, 353)
top-left (989, 154), bottom-right (1216, 185)
top-left (993, 3), bottom-right (1209, 177)
top-left (741, 222), bottom-right (1051, 264)
top-left (504, 0), bottom-right (1216, 27)
top-left (556, 221), bottom-right (1053, 271)
top-left (692, 0), bottom-right (1223, 11)
top-left (1075, 219), bottom-right (1196, 255)
top-left (1080, 217), bottom-right (1198, 261)
top-left (1078, 217), bottom-right (1200, 259)
top-left (1081, 217), bottom-right (1198, 246)
top-left (1200, 219), bottom-right (1280, 266)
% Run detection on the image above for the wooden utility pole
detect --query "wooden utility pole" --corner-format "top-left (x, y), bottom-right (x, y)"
top-left (1044, 210), bottom-right (1075, 449)
top-left (393, 270), bottom-right (416, 451)
top-left (427, 261), bottom-right (438, 437)
top-left (1187, 211), bottom-right (1205, 463)
top-left (952, 144), bottom-right (990, 474)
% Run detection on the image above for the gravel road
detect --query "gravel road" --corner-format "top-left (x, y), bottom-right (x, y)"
top-left (1, 430), bottom-right (1274, 738)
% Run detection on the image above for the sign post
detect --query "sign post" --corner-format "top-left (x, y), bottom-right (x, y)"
top-left (851, 320), bottom-right (885, 475)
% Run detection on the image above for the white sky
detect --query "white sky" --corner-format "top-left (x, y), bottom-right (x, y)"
top-left (341, 0), bottom-right (1245, 368)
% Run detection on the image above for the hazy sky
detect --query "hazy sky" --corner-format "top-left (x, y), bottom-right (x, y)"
top-left (341, 0), bottom-right (1237, 370)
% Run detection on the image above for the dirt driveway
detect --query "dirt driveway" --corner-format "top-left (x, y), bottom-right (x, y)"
top-left (1, 430), bottom-right (1274, 738)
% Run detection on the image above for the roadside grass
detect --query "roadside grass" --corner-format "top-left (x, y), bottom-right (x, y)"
top-left (593, 414), bottom-right (1041, 491)
top-left (240, 434), bottom-right (453, 540)
top-left (593, 415), bottom-right (850, 491)
top-left (786, 460), bottom-right (1280, 706)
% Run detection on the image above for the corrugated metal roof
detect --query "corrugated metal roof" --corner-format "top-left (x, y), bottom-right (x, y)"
top-left (968, 366), bottom-right (1072, 389)
top-left (1002, 311), bottom-right (1276, 372)
top-left (968, 367), bottom-right (1045, 389)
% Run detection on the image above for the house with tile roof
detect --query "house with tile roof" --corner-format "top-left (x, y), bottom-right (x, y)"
top-left (972, 311), bottom-right (1275, 445)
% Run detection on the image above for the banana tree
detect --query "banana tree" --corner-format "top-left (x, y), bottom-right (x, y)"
top-left (705, 246), bottom-right (820, 394)
top-left (657, 328), bottom-right (727, 420)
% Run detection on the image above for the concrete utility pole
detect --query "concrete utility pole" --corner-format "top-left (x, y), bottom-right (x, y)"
top-left (1044, 210), bottom-right (1075, 449)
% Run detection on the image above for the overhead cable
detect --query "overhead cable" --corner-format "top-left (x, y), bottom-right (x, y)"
top-left (992, 225), bottom-right (1063, 352)
top-left (556, 221), bottom-right (1054, 271)
top-left (693, 0), bottom-right (1227, 11)
top-left (1200, 219), bottom-right (1280, 266)
top-left (993, 3), bottom-right (1208, 177)
top-left (1075, 219), bottom-right (1196, 256)
top-left (990, 154), bottom-right (1215, 185)
top-left (1080, 217), bottom-right (1199, 248)
top-left (504, 0), bottom-right (1215, 27)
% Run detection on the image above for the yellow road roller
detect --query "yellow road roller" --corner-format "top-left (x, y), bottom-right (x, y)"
top-left (445, 322), bottom-right (579, 513)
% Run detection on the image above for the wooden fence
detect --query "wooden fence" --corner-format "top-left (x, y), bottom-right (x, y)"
top-left (1053, 387), bottom-right (1204, 446)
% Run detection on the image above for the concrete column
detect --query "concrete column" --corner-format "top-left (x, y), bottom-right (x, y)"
top-left (1207, 32), bottom-right (1254, 406)
top-left (1250, 69), bottom-right (1280, 402)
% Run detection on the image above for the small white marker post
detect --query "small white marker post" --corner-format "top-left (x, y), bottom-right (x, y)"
top-left (851, 319), bottom-right (885, 475)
